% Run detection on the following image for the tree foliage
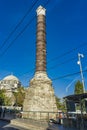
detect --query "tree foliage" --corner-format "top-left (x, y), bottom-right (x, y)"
top-left (0, 87), bottom-right (25, 106)
top-left (4, 97), bottom-right (12, 106)
top-left (55, 96), bottom-right (65, 112)
top-left (74, 80), bottom-right (84, 94)
top-left (13, 86), bottom-right (25, 107)
top-left (0, 89), bottom-right (6, 105)
top-left (0, 89), bottom-right (14, 106)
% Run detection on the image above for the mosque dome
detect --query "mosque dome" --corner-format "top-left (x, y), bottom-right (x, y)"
top-left (0, 74), bottom-right (21, 106)
top-left (3, 75), bottom-right (19, 81)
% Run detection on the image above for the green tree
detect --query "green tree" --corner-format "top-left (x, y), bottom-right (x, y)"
top-left (0, 89), bottom-right (6, 105)
top-left (0, 89), bottom-right (13, 106)
top-left (55, 96), bottom-right (65, 112)
top-left (4, 96), bottom-right (13, 106)
top-left (74, 80), bottom-right (84, 94)
top-left (13, 86), bottom-right (25, 107)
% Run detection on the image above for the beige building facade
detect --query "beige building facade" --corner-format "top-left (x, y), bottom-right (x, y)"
top-left (0, 75), bottom-right (21, 92)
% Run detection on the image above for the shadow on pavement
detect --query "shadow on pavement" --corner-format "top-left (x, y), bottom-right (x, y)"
top-left (2, 127), bottom-right (19, 130)
top-left (46, 122), bottom-right (59, 130)
top-left (0, 120), bottom-right (19, 130)
top-left (46, 122), bottom-right (78, 130)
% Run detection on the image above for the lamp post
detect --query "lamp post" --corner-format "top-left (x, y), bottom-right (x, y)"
top-left (77, 53), bottom-right (85, 93)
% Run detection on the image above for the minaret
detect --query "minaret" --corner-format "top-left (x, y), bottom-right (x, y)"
top-left (23, 6), bottom-right (57, 120)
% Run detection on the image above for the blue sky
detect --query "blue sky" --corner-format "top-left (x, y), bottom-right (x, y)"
top-left (0, 0), bottom-right (87, 98)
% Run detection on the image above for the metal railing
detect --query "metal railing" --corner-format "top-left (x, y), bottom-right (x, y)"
top-left (21, 111), bottom-right (58, 121)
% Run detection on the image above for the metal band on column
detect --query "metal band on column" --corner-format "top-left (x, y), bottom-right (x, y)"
top-left (36, 6), bottom-right (46, 72)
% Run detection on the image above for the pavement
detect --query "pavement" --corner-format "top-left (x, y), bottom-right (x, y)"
top-left (0, 113), bottom-right (80, 130)
top-left (0, 120), bottom-right (30, 130)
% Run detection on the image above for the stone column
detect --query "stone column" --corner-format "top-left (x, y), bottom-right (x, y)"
top-left (23, 6), bottom-right (57, 121)
top-left (36, 6), bottom-right (46, 72)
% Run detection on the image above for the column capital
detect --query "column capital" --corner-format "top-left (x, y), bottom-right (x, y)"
top-left (36, 5), bottom-right (46, 16)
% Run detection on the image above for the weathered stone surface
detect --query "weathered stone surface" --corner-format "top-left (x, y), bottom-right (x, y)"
top-left (11, 118), bottom-right (49, 130)
top-left (23, 72), bottom-right (57, 120)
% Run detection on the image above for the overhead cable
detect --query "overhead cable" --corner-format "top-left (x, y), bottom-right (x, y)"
top-left (0, 0), bottom-right (51, 57)
top-left (0, 0), bottom-right (40, 51)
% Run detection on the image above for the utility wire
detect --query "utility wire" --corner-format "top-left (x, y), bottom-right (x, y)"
top-left (52, 69), bottom-right (87, 81)
top-left (47, 49), bottom-right (87, 71)
top-left (47, 42), bottom-right (87, 64)
top-left (19, 56), bottom-right (76, 78)
top-left (0, 0), bottom-right (51, 57)
top-left (18, 51), bottom-right (87, 79)
top-left (47, 56), bottom-right (77, 71)
top-left (0, 16), bottom-right (35, 57)
top-left (0, 0), bottom-right (40, 51)
top-left (1, 0), bottom-right (86, 79)
top-left (18, 47), bottom-right (87, 79)
top-left (22, 69), bottom-right (87, 85)
top-left (0, 0), bottom-right (86, 69)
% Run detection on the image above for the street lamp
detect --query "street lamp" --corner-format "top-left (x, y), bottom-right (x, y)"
top-left (77, 53), bottom-right (85, 93)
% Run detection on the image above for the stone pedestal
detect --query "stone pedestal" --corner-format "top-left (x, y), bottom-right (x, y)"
top-left (23, 72), bottom-right (57, 120)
